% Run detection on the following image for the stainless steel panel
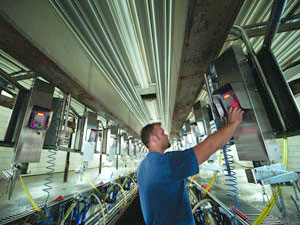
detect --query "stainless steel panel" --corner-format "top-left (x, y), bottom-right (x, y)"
top-left (4, 90), bottom-right (30, 143)
top-left (233, 110), bottom-right (269, 161)
top-left (101, 128), bottom-right (108, 154)
top-left (81, 112), bottom-right (98, 161)
top-left (193, 100), bottom-right (212, 136)
top-left (86, 112), bottom-right (98, 130)
top-left (44, 98), bottom-right (64, 146)
top-left (238, 49), bottom-right (282, 161)
top-left (214, 45), bottom-right (281, 161)
top-left (74, 117), bottom-right (85, 151)
top-left (13, 79), bottom-right (54, 163)
top-left (214, 47), bottom-right (252, 109)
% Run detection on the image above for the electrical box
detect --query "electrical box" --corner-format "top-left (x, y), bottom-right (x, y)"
top-left (191, 122), bottom-right (205, 138)
top-left (87, 129), bottom-right (98, 142)
top-left (13, 79), bottom-right (54, 163)
top-left (213, 45), bottom-right (281, 162)
top-left (193, 100), bottom-right (212, 136)
top-left (212, 83), bottom-right (241, 118)
top-left (28, 106), bottom-right (52, 130)
top-left (81, 112), bottom-right (98, 162)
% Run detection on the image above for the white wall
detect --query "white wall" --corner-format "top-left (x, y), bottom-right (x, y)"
top-left (275, 95), bottom-right (300, 172)
top-left (0, 106), bottom-right (13, 171)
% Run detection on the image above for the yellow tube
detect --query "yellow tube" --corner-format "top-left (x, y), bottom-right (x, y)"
top-left (207, 212), bottom-right (217, 225)
top-left (60, 201), bottom-right (77, 225)
top-left (20, 176), bottom-right (57, 224)
top-left (203, 151), bottom-right (222, 198)
top-left (282, 136), bottom-right (288, 167)
top-left (252, 186), bottom-right (280, 225)
top-left (82, 173), bottom-right (106, 197)
top-left (253, 137), bottom-right (288, 225)
top-left (91, 193), bottom-right (106, 225)
top-left (123, 169), bottom-right (139, 194)
top-left (113, 182), bottom-right (127, 209)
top-left (192, 199), bottom-right (212, 214)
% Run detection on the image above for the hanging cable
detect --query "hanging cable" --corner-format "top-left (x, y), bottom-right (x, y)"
top-left (43, 149), bottom-right (57, 207)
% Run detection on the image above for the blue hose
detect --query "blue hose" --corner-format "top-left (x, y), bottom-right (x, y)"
top-left (208, 64), bottom-right (219, 91)
top-left (222, 143), bottom-right (239, 225)
top-left (209, 64), bottom-right (239, 224)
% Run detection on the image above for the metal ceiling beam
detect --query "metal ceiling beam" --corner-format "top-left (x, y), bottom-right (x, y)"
top-left (0, 95), bottom-right (15, 109)
top-left (242, 13), bottom-right (300, 29)
top-left (262, 0), bottom-right (287, 49)
top-left (0, 67), bottom-right (27, 91)
top-left (0, 13), bottom-right (140, 138)
top-left (289, 78), bottom-right (300, 96)
top-left (170, 0), bottom-right (243, 137)
top-left (227, 21), bottom-right (300, 42)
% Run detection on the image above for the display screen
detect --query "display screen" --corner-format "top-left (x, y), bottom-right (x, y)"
top-left (88, 130), bottom-right (97, 142)
top-left (29, 110), bottom-right (49, 129)
top-left (213, 83), bottom-right (240, 118)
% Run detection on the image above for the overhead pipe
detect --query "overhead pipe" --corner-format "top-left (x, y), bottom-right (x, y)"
top-left (263, 0), bottom-right (287, 49)
top-left (231, 25), bottom-right (287, 132)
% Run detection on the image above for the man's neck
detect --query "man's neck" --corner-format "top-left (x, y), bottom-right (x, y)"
top-left (148, 147), bottom-right (164, 154)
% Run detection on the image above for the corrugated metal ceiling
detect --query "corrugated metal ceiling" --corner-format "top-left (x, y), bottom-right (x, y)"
top-left (0, 0), bottom-right (299, 133)
top-left (222, 0), bottom-right (300, 82)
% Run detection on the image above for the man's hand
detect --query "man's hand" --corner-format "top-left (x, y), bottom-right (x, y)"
top-left (193, 104), bottom-right (244, 164)
top-left (227, 105), bottom-right (244, 127)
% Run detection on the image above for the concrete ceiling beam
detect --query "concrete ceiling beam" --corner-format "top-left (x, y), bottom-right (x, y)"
top-left (170, 0), bottom-right (243, 137)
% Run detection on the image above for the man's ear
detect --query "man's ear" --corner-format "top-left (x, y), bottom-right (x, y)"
top-left (150, 135), bottom-right (158, 144)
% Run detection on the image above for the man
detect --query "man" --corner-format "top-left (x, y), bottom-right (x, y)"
top-left (137, 105), bottom-right (244, 225)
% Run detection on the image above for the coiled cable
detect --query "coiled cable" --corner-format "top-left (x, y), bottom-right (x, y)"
top-left (209, 63), bottom-right (239, 224)
top-left (43, 149), bottom-right (57, 206)
top-left (222, 143), bottom-right (239, 225)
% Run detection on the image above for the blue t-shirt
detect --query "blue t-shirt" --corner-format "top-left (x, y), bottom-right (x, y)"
top-left (137, 148), bottom-right (199, 225)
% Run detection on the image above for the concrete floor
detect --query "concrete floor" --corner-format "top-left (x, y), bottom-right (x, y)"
top-left (197, 166), bottom-right (300, 225)
top-left (0, 166), bottom-right (136, 223)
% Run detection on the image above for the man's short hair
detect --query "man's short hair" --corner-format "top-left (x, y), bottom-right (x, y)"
top-left (141, 122), bottom-right (161, 148)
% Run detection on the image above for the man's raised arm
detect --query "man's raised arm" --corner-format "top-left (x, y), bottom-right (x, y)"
top-left (193, 105), bottom-right (244, 164)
